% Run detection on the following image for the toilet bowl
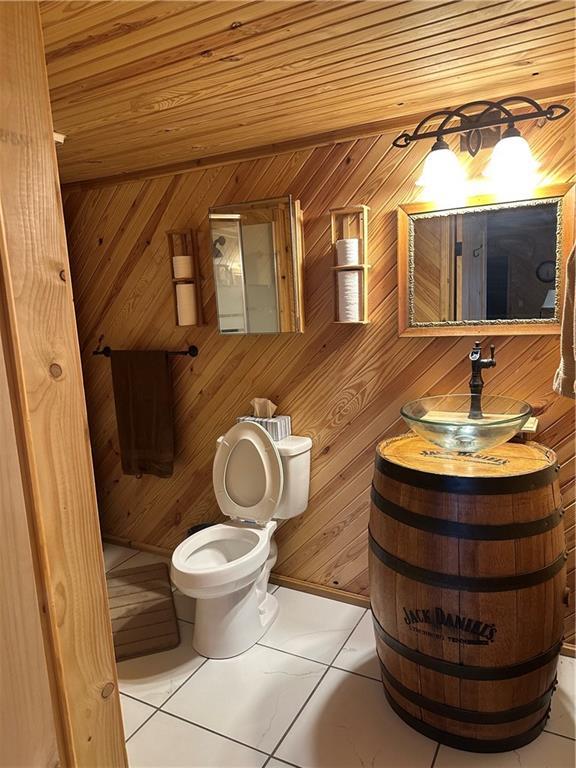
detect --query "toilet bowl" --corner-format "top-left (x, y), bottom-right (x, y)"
top-left (171, 421), bottom-right (312, 658)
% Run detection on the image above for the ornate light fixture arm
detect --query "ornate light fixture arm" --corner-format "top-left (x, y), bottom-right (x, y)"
top-left (392, 96), bottom-right (570, 156)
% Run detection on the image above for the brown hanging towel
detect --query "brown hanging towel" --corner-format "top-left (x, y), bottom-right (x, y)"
top-left (110, 350), bottom-right (175, 477)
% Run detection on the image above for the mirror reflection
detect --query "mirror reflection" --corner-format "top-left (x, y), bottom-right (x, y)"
top-left (209, 197), bottom-right (304, 334)
top-left (411, 200), bottom-right (560, 325)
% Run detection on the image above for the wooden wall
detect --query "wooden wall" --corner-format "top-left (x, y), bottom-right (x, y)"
top-left (62, 104), bottom-right (576, 644)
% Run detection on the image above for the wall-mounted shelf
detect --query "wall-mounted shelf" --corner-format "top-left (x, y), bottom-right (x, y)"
top-left (166, 229), bottom-right (203, 326)
top-left (329, 205), bottom-right (370, 324)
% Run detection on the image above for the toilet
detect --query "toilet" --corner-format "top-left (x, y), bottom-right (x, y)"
top-left (171, 421), bottom-right (312, 658)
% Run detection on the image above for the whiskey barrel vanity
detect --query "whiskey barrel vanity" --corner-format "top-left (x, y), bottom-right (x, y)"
top-left (369, 433), bottom-right (567, 753)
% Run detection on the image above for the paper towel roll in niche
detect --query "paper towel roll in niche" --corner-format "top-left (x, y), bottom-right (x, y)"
top-left (336, 238), bottom-right (360, 266)
top-left (176, 283), bottom-right (197, 326)
top-left (337, 270), bottom-right (362, 322)
top-left (172, 255), bottom-right (194, 279)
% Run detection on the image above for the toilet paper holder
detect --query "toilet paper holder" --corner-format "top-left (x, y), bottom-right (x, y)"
top-left (329, 205), bottom-right (370, 324)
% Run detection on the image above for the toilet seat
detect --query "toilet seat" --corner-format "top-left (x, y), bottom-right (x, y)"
top-left (213, 422), bottom-right (283, 525)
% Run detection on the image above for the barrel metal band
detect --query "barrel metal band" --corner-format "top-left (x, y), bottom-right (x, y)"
top-left (378, 658), bottom-right (556, 724)
top-left (372, 611), bottom-right (563, 680)
top-left (369, 531), bottom-right (566, 592)
top-left (375, 452), bottom-right (559, 495)
top-left (371, 485), bottom-right (564, 540)
top-left (382, 685), bottom-right (549, 753)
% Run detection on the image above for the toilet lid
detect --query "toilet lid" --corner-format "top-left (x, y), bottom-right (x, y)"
top-left (213, 422), bottom-right (283, 524)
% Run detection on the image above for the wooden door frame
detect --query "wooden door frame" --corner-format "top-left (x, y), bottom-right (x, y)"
top-left (0, 3), bottom-right (127, 765)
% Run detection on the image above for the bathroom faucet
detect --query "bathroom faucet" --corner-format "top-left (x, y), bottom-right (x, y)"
top-left (468, 341), bottom-right (496, 419)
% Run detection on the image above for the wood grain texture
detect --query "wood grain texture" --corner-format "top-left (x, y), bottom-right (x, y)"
top-left (371, 435), bottom-right (565, 745)
top-left (0, 3), bottom-right (126, 765)
top-left (0, 321), bottom-right (59, 768)
top-left (40, 0), bottom-right (576, 183)
top-left (62, 97), bottom-right (576, 646)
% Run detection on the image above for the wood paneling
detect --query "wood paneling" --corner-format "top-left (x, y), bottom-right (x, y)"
top-left (41, 0), bottom-right (576, 183)
top-left (62, 100), bottom-right (576, 645)
top-left (0, 3), bottom-right (126, 764)
top-left (0, 322), bottom-right (59, 768)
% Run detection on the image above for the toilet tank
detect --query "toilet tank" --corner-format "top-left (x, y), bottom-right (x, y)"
top-left (274, 435), bottom-right (312, 519)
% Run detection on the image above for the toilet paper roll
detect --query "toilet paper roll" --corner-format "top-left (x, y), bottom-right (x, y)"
top-left (176, 283), bottom-right (198, 326)
top-left (336, 238), bottom-right (360, 266)
top-left (172, 255), bottom-right (194, 279)
top-left (337, 270), bottom-right (362, 322)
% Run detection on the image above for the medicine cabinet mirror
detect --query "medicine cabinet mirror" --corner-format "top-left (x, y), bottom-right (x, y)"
top-left (397, 184), bottom-right (574, 336)
top-left (209, 196), bottom-right (304, 334)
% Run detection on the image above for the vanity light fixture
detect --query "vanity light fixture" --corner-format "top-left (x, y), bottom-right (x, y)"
top-left (393, 96), bottom-right (570, 197)
top-left (415, 137), bottom-right (467, 206)
top-left (483, 124), bottom-right (539, 196)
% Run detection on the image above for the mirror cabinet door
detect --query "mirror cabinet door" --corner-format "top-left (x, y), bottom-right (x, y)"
top-left (209, 197), bottom-right (304, 335)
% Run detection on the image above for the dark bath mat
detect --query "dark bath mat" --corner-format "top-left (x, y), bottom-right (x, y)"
top-left (106, 562), bottom-right (180, 662)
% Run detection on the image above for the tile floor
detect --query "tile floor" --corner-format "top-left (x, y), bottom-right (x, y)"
top-left (106, 544), bottom-right (576, 768)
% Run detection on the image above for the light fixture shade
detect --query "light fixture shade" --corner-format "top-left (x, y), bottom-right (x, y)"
top-left (484, 126), bottom-right (539, 196)
top-left (416, 139), bottom-right (467, 206)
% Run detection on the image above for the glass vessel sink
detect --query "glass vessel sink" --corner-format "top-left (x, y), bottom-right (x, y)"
top-left (401, 394), bottom-right (532, 453)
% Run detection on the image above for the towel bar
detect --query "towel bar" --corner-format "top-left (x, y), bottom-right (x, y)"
top-left (93, 345), bottom-right (198, 357)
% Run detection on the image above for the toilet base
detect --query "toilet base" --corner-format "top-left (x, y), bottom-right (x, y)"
top-left (192, 542), bottom-right (279, 658)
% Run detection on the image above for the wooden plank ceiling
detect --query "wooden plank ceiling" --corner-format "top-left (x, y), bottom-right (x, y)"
top-left (40, 0), bottom-right (576, 184)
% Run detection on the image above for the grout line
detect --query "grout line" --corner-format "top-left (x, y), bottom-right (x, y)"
top-left (122, 703), bottom-right (157, 744)
top-left (327, 608), bottom-right (368, 666)
top-left (159, 657), bottom-right (209, 709)
top-left (268, 608), bottom-right (368, 759)
top-left (158, 709), bottom-right (270, 758)
top-left (257, 606), bottom-right (368, 667)
top-left (122, 656), bottom-right (209, 743)
top-left (543, 728), bottom-right (576, 742)
top-left (255, 642), bottom-right (330, 667)
top-left (120, 690), bottom-right (157, 708)
top-left (269, 665), bottom-right (331, 759)
top-left (330, 663), bottom-right (380, 682)
top-left (429, 742), bottom-right (441, 768)
top-left (264, 756), bottom-right (301, 768)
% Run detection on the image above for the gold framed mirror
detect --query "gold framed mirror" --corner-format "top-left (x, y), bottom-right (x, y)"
top-left (397, 184), bottom-right (575, 336)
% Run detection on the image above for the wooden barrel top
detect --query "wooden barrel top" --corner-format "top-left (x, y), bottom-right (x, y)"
top-left (377, 434), bottom-right (556, 479)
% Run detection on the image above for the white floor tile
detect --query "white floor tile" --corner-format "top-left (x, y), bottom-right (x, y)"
top-left (259, 588), bottom-right (365, 664)
top-left (120, 694), bottom-right (155, 739)
top-left (117, 621), bottom-right (205, 707)
top-left (266, 760), bottom-right (296, 768)
top-left (434, 731), bottom-right (575, 768)
top-left (163, 644), bottom-right (325, 753)
top-left (332, 611), bottom-right (380, 680)
top-left (127, 711), bottom-right (266, 767)
top-left (546, 655), bottom-right (575, 739)
top-left (103, 543), bottom-right (137, 572)
top-left (276, 667), bottom-right (437, 768)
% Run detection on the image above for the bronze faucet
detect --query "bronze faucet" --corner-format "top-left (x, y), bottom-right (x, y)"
top-left (469, 341), bottom-right (496, 419)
